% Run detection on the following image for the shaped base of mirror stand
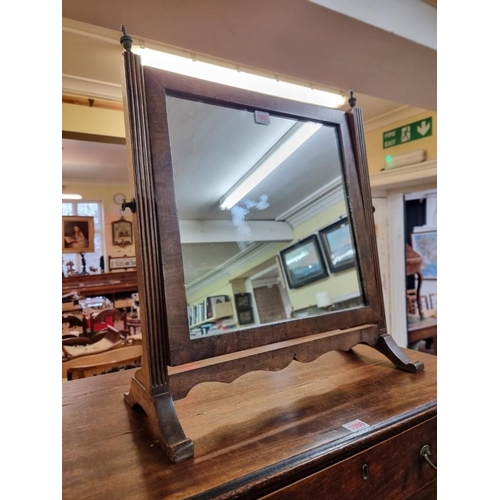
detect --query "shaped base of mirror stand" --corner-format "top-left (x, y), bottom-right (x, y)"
top-left (124, 373), bottom-right (194, 463)
top-left (372, 333), bottom-right (424, 373)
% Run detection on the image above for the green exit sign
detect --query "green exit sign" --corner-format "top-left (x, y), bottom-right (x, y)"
top-left (383, 117), bottom-right (433, 149)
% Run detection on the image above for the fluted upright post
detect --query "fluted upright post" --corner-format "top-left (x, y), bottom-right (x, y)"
top-left (119, 25), bottom-right (194, 463)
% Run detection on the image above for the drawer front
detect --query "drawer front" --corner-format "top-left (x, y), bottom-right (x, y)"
top-left (264, 417), bottom-right (437, 500)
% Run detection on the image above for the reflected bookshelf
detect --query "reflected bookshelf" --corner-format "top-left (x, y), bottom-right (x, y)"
top-left (189, 298), bottom-right (236, 337)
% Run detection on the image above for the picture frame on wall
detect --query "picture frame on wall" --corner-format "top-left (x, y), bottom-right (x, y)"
top-left (237, 309), bottom-right (254, 326)
top-left (62, 216), bottom-right (95, 254)
top-left (112, 218), bottom-right (133, 247)
top-left (279, 234), bottom-right (328, 289)
top-left (411, 230), bottom-right (437, 279)
top-left (318, 216), bottom-right (356, 273)
top-left (234, 293), bottom-right (252, 311)
top-left (108, 255), bottom-right (137, 271)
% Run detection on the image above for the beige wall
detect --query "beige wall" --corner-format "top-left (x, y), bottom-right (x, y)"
top-left (365, 111), bottom-right (437, 174)
top-left (63, 103), bottom-right (125, 138)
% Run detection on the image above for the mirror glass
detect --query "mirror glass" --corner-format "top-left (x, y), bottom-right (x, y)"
top-left (165, 96), bottom-right (365, 339)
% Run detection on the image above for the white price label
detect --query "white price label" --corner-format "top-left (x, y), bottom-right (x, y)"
top-left (342, 419), bottom-right (370, 432)
top-left (254, 111), bottom-right (270, 125)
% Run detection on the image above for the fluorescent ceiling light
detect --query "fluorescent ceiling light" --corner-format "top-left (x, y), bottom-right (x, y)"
top-left (220, 122), bottom-right (322, 211)
top-left (133, 47), bottom-right (346, 108)
top-left (62, 194), bottom-right (82, 200)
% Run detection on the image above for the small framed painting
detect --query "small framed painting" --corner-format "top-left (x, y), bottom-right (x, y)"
top-left (62, 216), bottom-right (95, 254)
top-left (279, 234), bottom-right (328, 289)
top-left (318, 216), bottom-right (356, 273)
top-left (411, 230), bottom-right (437, 279)
top-left (108, 255), bottom-right (137, 271)
top-left (112, 218), bottom-right (133, 247)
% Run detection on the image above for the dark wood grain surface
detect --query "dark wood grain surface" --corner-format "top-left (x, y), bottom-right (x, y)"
top-left (62, 345), bottom-right (437, 500)
top-left (62, 271), bottom-right (138, 297)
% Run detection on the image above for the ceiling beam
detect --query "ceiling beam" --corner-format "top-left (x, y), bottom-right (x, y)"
top-left (179, 220), bottom-right (294, 244)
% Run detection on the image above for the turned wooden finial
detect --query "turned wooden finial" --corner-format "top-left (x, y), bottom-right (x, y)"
top-left (348, 90), bottom-right (357, 108)
top-left (120, 25), bottom-right (133, 52)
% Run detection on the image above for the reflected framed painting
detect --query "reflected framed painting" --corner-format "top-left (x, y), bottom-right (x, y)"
top-left (318, 216), bottom-right (356, 273)
top-left (279, 234), bottom-right (328, 289)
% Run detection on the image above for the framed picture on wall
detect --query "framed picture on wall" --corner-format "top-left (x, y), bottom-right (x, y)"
top-left (234, 293), bottom-right (252, 311)
top-left (112, 218), bottom-right (133, 247)
top-left (318, 216), bottom-right (356, 273)
top-left (237, 309), bottom-right (254, 326)
top-left (279, 234), bottom-right (328, 289)
top-left (108, 255), bottom-right (137, 271)
top-left (62, 216), bottom-right (95, 253)
top-left (411, 230), bottom-right (437, 279)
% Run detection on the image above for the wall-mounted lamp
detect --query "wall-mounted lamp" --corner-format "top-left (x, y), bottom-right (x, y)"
top-left (385, 149), bottom-right (426, 170)
top-left (133, 47), bottom-right (346, 109)
top-left (62, 193), bottom-right (82, 200)
top-left (219, 122), bottom-right (322, 211)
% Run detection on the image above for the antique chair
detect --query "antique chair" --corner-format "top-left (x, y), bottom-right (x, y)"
top-left (88, 308), bottom-right (126, 340)
top-left (63, 339), bottom-right (143, 380)
top-left (66, 349), bottom-right (142, 380)
top-left (62, 313), bottom-right (87, 336)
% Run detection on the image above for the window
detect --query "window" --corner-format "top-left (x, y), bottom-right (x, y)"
top-left (62, 201), bottom-right (105, 274)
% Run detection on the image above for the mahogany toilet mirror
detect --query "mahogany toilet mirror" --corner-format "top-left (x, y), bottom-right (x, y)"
top-left (118, 27), bottom-right (423, 464)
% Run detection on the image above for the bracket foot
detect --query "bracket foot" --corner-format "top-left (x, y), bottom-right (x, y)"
top-left (371, 333), bottom-right (424, 373)
top-left (124, 374), bottom-right (194, 463)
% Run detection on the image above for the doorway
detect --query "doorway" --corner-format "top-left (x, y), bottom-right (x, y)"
top-left (404, 190), bottom-right (437, 355)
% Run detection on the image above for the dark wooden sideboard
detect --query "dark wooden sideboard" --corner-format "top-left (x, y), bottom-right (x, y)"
top-left (62, 345), bottom-right (437, 499)
top-left (62, 271), bottom-right (138, 303)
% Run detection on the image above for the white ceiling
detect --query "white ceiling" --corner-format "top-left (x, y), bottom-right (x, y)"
top-left (62, 0), bottom-right (436, 110)
top-left (62, 1), bottom-right (435, 185)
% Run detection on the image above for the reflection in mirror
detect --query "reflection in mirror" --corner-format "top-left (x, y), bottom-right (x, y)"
top-left (165, 96), bottom-right (364, 339)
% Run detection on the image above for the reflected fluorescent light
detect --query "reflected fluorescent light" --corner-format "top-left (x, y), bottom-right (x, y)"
top-left (133, 47), bottom-right (346, 108)
top-left (62, 194), bottom-right (82, 200)
top-left (220, 122), bottom-right (322, 211)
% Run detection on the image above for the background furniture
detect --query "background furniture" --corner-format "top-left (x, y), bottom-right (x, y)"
top-left (406, 244), bottom-right (424, 319)
top-left (62, 271), bottom-right (138, 306)
top-left (408, 317), bottom-right (437, 356)
top-left (66, 350), bottom-right (142, 380)
top-left (62, 342), bottom-right (142, 379)
top-left (63, 345), bottom-right (437, 499)
top-left (62, 313), bottom-right (86, 336)
top-left (88, 308), bottom-right (125, 340)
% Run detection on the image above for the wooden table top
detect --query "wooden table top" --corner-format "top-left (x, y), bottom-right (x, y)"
top-left (408, 317), bottom-right (437, 332)
top-left (62, 345), bottom-right (437, 500)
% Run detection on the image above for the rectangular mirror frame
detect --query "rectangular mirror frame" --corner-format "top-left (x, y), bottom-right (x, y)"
top-left (139, 67), bottom-right (384, 366)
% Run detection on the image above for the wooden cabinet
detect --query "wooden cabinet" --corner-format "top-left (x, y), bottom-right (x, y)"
top-left (62, 345), bottom-right (437, 499)
top-left (263, 417), bottom-right (437, 499)
top-left (62, 271), bottom-right (138, 305)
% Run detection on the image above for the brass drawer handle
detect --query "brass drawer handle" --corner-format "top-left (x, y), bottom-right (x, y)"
top-left (420, 445), bottom-right (437, 471)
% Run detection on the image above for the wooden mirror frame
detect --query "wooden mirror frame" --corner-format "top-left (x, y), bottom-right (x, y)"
top-left (119, 28), bottom-right (423, 464)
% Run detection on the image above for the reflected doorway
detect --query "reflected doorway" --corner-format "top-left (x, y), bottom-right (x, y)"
top-left (246, 262), bottom-right (291, 325)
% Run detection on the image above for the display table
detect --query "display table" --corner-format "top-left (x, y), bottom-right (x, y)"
top-left (62, 344), bottom-right (437, 499)
top-left (408, 317), bottom-right (438, 356)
